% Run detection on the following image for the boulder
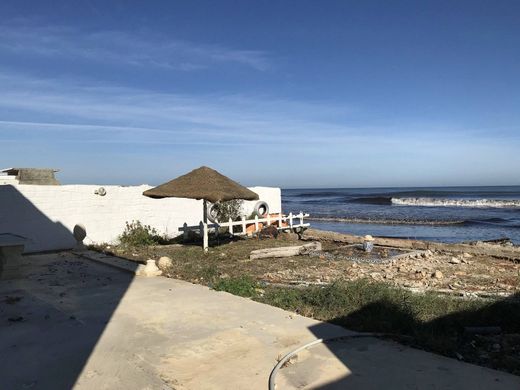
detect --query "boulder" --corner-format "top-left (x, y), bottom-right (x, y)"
top-left (157, 256), bottom-right (173, 270)
top-left (449, 257), bottom-right (461, 264)
top-left (137, 259), bottom-right (163, 277)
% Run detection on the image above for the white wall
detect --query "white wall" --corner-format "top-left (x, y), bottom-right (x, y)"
top-left (0, 184), bottom-right (281, 253)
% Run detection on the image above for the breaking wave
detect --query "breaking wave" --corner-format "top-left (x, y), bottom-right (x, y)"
top-left (391, 198), bottom-right (520, 209)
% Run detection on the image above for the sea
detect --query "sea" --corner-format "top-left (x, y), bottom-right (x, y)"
top-left (282, 186), bottom-right (520, 244)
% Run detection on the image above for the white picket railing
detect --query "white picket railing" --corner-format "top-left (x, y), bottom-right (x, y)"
top-left (179, 212), bottom-right (310, 240)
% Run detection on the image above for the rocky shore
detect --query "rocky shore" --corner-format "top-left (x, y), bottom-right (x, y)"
top-left (260, 228), bottom-right (520, 298)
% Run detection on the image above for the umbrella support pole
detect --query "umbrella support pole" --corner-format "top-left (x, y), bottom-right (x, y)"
top-left (203, 200), bottom-right (209, 252)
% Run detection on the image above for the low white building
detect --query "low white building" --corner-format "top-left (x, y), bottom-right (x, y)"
top-left (0, 168), bottom-right (281, 252)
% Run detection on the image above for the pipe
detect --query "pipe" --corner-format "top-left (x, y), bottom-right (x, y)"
top-left (268, 333), bottom-right (389, 390)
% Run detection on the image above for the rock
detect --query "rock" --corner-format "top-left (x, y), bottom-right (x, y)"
top-left (258, 225), bottom-right (279, 239)
top-left (462, 252), bottom-right (472, 258)
top-left (432, 270), bottom-right (443, 279)
top-left (137, 260), bottom-right (162, 277)
top-left (479, 352), bottom-right (490, 360)
top-left (157, 256), bottom-right (173, 270)
top-left (449, 257), bottom-right (461, 264)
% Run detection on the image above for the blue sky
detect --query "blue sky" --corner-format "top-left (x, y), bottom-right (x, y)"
top-left (1, 1), bottom-right (519, 188)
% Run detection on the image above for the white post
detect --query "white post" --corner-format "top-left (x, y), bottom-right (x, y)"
top-left (202, 200), bottom-right (209, 252)
top-left (229, 217), bottom-right (233, 236)
top-left (254, 215), bottom-right (259, 232)
top-left (279, 213), bottom-right (283, 229)
top-left (242, 215), bottom-right (246, 235)
top-left (267, 213), bottom-right (271, 226)
top-left (203, 223), bottom-right (208, 252)
top-left (289, 212), bottom-right (293, 229)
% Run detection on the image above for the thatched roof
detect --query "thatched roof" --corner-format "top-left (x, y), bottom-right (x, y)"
top-left (1, 168), bottom-right (60, 185)
top-left (143, 166), bottom-right (259, 203)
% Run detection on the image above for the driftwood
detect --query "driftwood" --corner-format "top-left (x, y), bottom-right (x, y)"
top-left (249, 242), bottom-right (322, 260)
top-left (302, 229), bottom-right (520, 261)
top-left (462, 237), bottom-right (512, 245)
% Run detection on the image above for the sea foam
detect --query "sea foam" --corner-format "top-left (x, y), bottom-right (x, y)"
top-left (391, 198), bottom-right (520, 209)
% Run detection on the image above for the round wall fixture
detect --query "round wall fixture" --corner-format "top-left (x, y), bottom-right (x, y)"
top-left (253, 201), bottom-right (269, 218)
top-left (94, 187), bottom-right (107, 196)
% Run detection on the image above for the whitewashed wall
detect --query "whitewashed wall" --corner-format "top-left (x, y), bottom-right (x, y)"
top-left (0, 184), bottom-right (281, 253)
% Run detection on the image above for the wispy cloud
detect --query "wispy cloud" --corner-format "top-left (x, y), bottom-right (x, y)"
top-left (1, 69), bottom-right (518, 186)
top-left (0, 70), bottom-right (362, 147)
top-left (0, 23), bottom-right (272, 71)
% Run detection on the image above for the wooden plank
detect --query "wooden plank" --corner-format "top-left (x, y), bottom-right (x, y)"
top-left (249, 242), bottom-right (321, 260)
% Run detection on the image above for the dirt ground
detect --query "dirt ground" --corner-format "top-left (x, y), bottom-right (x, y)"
top-left (96, 229), bottom-right (520, 298)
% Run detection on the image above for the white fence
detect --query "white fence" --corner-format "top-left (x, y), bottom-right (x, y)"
top-left (179, 212), bottom-right (310, 240)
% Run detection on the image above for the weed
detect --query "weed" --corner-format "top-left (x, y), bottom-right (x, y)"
top-left (119, 220), bottom-right (163, 247)
top-left (214, 275), bottom-right (258, 297)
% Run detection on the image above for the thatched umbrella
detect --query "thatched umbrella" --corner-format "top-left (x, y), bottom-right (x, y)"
top-left (143, 166), bottom-right (259, 251)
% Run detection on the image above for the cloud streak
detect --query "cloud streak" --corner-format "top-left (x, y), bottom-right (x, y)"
top-left (0, 70), bottom-right (366, 146)
top-left (0, 69), bottom-right (518, 186)
top-left (0, 23), bottom-right (272, 71)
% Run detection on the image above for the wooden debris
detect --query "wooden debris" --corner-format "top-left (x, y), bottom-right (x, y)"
top-left (249, 242), bottom-right (322, 260)
top-left (302, 229), bottom-right (520, 261)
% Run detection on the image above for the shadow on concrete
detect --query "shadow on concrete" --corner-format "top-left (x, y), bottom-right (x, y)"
top-left (303, 292), bottom-right (520, 388)
top-left (0, 186), bottom-right (136, 389)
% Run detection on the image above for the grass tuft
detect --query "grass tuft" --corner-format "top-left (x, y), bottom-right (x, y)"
top-left (257, 280), bottom-right (520, 374)
top-left (213, 275), bottom-right (258, 297)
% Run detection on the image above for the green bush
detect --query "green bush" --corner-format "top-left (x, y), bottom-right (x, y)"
top-left (213, 275), bottom-right (258, 297)
top-left (212, 199), bottom-right (243, 222)
top-left (211, 199), bottom-right (244, 234)
top-left (119, 220), bottom-right (162, 247)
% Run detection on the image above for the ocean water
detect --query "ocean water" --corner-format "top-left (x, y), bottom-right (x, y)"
top-left (282, 186), bottom-right (520, 244)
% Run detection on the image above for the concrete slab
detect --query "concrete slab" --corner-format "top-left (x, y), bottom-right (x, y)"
top-left (0, 252), bottom-right (519, 390)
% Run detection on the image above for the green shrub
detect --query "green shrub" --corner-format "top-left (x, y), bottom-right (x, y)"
top-left (212, 199), bottom-right (243, 222)
top-left (213, 275), bottom-right (257, 297)
top-left (119, 220), bottom-right (162, 247)
top-left (211, 199), bottom-right (244, 234)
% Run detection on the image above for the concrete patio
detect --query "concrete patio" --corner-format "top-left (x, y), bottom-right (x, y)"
top-left (1, 252), bottom-right (519, 389)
